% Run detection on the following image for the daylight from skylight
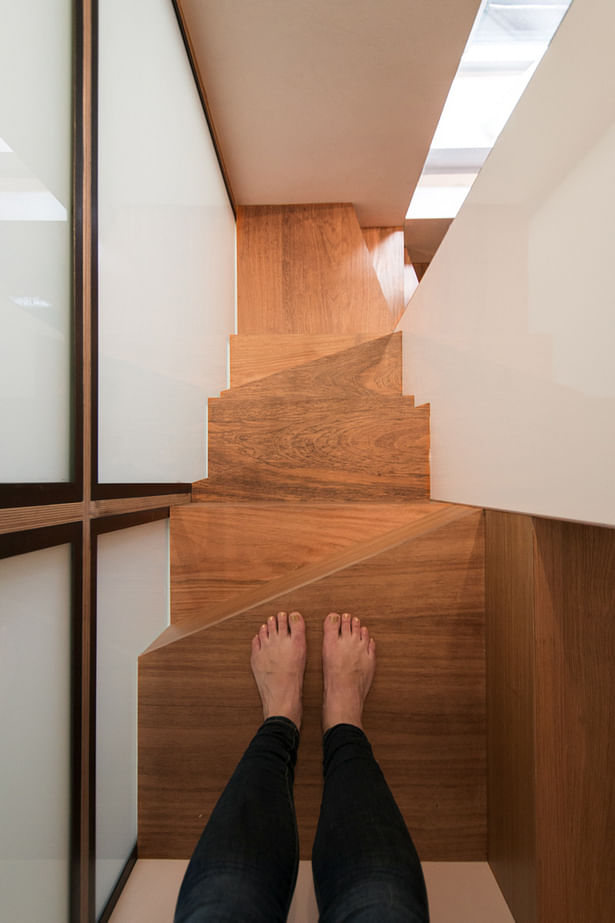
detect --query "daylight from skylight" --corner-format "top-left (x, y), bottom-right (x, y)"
top-left (406, 0), bottom-right (572, 220)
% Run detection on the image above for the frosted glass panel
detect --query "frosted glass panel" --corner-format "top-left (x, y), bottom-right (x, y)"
top-left (98, 0), bottom-right (236, 484)
top-left (96, 519), bottom-right (169, 918)
top-left (0, 1), bottom-right (73, 482)
top-left (0, 545), bottom-right (72, 922)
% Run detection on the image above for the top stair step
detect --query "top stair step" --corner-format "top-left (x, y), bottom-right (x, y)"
top-left (223, 334), bottom-right (401, 400)
top-left (237, 204), bottom-right (394, 335)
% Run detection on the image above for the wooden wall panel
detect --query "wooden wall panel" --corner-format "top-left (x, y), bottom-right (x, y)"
top-left (237, 205), bottom-right (393, 335)
top-left (362, 227), bottom-right (405, 324)
top-left (485, 511), bottom-right (537, 923)
top-left (533, 518), bottom-right (615, 923)
top-left (140, 510), bottom-right (486, 862)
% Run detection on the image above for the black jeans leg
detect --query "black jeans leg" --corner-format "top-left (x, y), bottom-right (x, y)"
top-left (312, 724), bottom-right (429, 923)
top-left (174, 716), bottom-right (300, 923)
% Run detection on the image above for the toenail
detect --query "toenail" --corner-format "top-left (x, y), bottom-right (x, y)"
top-left (290, 613), bottom-right (300, 623)
top-left (343, 613), bottom-right (350, 620)
top-left (277, 611), bottom-right (286, 617)
top-left (261, 624), bottom-right (267, 630)
top-left (269, 615), bottom-right (275, 621)
top-left (330, 613), bottom-right (340, 622)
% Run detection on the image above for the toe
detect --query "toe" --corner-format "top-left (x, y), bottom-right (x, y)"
top-left (324, 612), bottom-right (341, 637)
top-left (277, 611), bottom-right (289, 635)
top-left (360, 625), bottom-right (369, 644)
top-left (368, 637), bottom-right (376, 656)
top-left (252, 634), bottom-right (261, 654)
top-left (341, 612), bottom-right (352, 636)
top-left (289, 610), bottom-right (305, 637)
top-left (259, 622), bottom-right (269, 643)
top-left (352, 615), bottom-right (361, 636)
top-left (268, 614), bottom-right (278, 635)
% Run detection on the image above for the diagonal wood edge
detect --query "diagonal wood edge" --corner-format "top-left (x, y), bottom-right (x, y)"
top-left (143, 502), bottom-right (480, 655)
top-left (220, 332), bottom-right (402, 400)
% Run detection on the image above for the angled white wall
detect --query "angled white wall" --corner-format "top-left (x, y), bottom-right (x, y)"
top-left (98, 0), bottom-right (236, 483)
top-left (398, 0), bottom-right (615, 527)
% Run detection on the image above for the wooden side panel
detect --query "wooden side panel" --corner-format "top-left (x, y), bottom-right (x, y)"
top-left (237, 204), bottom-right (394, 335)
top-left (362, 227), bottom-right (405, 324)
top-left (139, 511), bottom-right (486, 861)
top-left (485, 511), bottom-right (537, 923)
top-left (170, 500), bottom-right (438, 623)
top-left (230, 334), bottom-right (376, 388)
top-left (533, 518), bottom-right (615, 923)
top-left (223, 334), bottom-right (402, 401)
top-left (198, 397), bottom-right (430, 501)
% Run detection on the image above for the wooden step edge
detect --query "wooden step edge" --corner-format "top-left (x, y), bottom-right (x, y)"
top-left (141, 503), bottom-right (481, 657)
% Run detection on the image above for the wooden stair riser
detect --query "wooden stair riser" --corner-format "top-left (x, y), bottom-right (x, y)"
top-left (198, 398), bottom-right (429, 502)
top-left (222, 333), bottom-right (403, 401)
top-left (139, 510), bottom-right (486, 861)
top-left (230, 334), bottom-right (378, 388)
top-left (170, 500), bottom-right (446, 625)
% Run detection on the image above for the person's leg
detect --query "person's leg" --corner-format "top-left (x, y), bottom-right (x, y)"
top-left (175, 610), bottom-right (306, 923)
top-left (312, 612), bottom-right (429, 923)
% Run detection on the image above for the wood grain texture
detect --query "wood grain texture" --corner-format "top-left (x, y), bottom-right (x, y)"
top-left (533, 518), bottom-right (615, 923)
top-left (155, 503), bottom-right (477, 649)
top-left (237, 205), bottom-right (394, 335)
top-left (362, 227), bottom-right (405, 324)
top-left (485, 511), bottom-right (537, 923)
top-left (171, 500), bottom-right (442, 623)
top-left (222, 334), bottom-right (402, 401)
top-left (0, 502), bottom-right (86, 535)
top-left (230, 334), bottom-right (376, 388)
top-left (139, 510), bottom-right (486, 861)
top-left (197, 397), bottom-right (429, 501)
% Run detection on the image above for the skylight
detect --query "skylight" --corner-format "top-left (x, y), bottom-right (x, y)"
top-left (406, 0), bottom-right (572, 220)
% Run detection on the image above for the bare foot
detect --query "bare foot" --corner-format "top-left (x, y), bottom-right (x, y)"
top-left (251, 610), bottom-right (306, 730)
top-left (322, 611), bottom-right (376, 733)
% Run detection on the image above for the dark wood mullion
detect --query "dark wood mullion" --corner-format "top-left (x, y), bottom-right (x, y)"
top-left (171, 0), bottom-right (236, 217)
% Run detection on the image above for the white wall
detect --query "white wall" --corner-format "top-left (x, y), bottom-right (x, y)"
top-left (398, 0), bottom-right (615, 527)
top-left (96, 519), bottom-right (169, 918)
top-left (98, 0), bottom-right (236, 483)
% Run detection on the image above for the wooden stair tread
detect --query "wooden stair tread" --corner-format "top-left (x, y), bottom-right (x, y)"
top-left (152, 503), bottom-right (475, 651)
top-left (199, 397), bottom-right (429, 502)
top-left (222, 333), bottom-right (402, 401)
top-left (230, 334), bottom-right (377, 388)
top-left (171, 500), bottom-right (441, 624)
top-left (139, 509), bottom-right (486, 861)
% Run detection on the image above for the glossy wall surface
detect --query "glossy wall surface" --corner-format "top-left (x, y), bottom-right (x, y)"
top-left (0, 545), bottom-right (72, 921)
top-left (399, 0), bottom-right (615, 526)
top-left (98, 0), bottom-right (236, 483)
top-left (0, 1), bottom-right (73, 481)
top-left (96, 519), bottom-right (169, 918)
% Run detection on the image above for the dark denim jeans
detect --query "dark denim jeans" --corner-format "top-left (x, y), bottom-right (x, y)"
top-left (174, 718), bottom-right (429, 922)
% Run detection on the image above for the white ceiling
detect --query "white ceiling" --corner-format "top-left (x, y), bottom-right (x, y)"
top-left (178, 0), bottom-right (482, 227)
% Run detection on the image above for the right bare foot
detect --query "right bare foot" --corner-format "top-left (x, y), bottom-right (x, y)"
top-left (322, 611), bottom-right (376, 733)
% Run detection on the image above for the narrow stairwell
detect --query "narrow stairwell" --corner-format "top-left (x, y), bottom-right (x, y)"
top-left (138, 204), bottom-right (486, 866)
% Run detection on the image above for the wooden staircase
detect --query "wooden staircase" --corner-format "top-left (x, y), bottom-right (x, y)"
top-left (138, 204), bottom-right (486, 864)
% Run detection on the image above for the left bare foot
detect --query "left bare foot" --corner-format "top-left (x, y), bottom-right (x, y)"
top-left (250, 610), bottom-right (306, 730)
